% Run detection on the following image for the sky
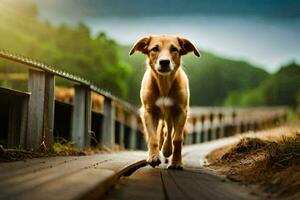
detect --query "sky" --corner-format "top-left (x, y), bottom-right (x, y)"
top-left (36, 0), bottom-right (300, 72)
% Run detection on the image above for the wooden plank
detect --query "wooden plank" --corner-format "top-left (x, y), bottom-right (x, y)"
top-left (44, 74), bottom-right (55, 148)
top-left (27, 70), bottom-right (55, 149)
top-left (101, 98), bottom-right (115, 148)
top-left (0, 157), bottom-right (77, 179)
top-left (168, 169), bottom-right (253, 200)
top-left (0, 152), bottom-right (146, 199)
top-left (7, 98), bottom-right (21, 148)
top-left (16, 168), bottom-right (114, 200)
top-left (106, 167), bottom-right (165, 200)
top-left (71, 85), bottom-right (91, 148)
top-left (160, 170), bottom-right (188, 199)
top-left (85, 88), bottom-right (92, 147)
top-left (27, 70), bottom-right (45, 149)
top-left (107, 166), bottom-right (254, 200)
top-left (19, 97), bottom-right (28, 148)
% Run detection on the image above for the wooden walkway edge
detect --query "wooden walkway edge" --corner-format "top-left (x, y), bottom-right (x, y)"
top-left (0, 152), bottom-right (147, 200)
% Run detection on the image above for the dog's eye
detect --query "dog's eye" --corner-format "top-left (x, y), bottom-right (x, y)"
top-left (171, 47), bottom-right (178, 53)
top-left (151, 47), bottom-right (159, 52)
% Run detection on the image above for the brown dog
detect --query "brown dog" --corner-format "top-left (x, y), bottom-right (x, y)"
top-left (130, 35), bottom-right (200, 169)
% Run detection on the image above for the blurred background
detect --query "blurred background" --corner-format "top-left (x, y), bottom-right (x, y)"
top-left (0, 0), bottom-right (299, 108)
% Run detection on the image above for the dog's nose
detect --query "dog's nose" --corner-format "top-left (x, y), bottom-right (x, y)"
top-left (159, 59), bottom-right (170, 68)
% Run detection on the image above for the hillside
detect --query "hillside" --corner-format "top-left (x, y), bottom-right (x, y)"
top-left (225, 62), bottom-right (300, 107)
top-left (119, 46), bottom-right (269, 106)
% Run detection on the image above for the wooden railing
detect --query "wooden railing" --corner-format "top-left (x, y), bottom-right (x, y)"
top-left (0, 50), bottom-right (287, 150)
top-left (0, 50), bottom-right (143, 150)
top-left (185, 107), bottom-right (287, 144)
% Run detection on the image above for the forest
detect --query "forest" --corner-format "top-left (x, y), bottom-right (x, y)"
top-left (0, 1), bottom-right (299, 107)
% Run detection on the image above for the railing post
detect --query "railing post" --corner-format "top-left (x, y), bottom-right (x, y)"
top-left (45, 73), bottom-right (55, 147)
top-left (231, 111), bottom-right (238, 135)
top-left (200, 115), bottom-right (205, 142)
top-left (85, 89), bottom-right (92, 147)
top-left (27, 70), bottom-right (55, 149)
top-left (117, 108), bottom-right (125, 148)
top-left (209, 112), bottom-right (216, 140)
top-left (71, 85), bottom-right (91, 148)
top-left (129, 115), bottom-right (137, 149)
top-left (218, 112), bottom-right (224, 138)
top-left (100, 98), bottom-right (115, 148)
top-left (195, 117), bottom-right (201, 143)
top-left (192, 117), bottom-right (197, 144)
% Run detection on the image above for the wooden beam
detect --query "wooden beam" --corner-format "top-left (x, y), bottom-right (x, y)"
top-left (27, 70), bottom-right (55, 150)
top-left (117, 108), bottom-right (125, 148)
top-left (100, 98), bottom-right (115, 148)
top-left (7, 98), bottom-right (21, 148)
top-left (71, 85), bottom-right (92, 148)
top-left (19, 97), bottom-right (28, 148)
top-left (44, 74), bottom-right (55, 148)
top-left (85, 90), bottom-right (92, 147)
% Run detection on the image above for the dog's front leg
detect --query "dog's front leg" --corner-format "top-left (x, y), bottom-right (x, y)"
top-left (142, 108), bottom-right (161, 167)
top-left (169, 108), bottom-right (187, 170)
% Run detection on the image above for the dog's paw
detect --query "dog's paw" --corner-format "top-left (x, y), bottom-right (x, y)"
top-left (147, 154), bottom-right (161, 168)
top-left (168, 162), bottom-right (183, 170)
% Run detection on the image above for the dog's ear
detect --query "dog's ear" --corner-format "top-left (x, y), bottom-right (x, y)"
top-left (129, 36), bottom-right (151, 55)
top-left (177, 37), bottom-right (201, 57)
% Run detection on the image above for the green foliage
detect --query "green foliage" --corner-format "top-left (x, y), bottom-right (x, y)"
top-left (0, 0), bottom-right (131, 98)
top-left (225, 88), bottom-right (266, 107)
top-left (226, 62), bottom-right (300, 107)
top-left (1, 1), bottom-right (297, 107)
top-left (183, 53), bottom-right (269, 105)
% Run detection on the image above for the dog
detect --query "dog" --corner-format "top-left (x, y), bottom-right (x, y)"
top-left (130, 35), bottom-right (200, 169)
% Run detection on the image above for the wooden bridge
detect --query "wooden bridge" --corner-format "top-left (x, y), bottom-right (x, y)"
top-left (0, 50), bottom-right (287, 200)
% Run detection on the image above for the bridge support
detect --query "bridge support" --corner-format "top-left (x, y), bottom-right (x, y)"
top-left (27, 70), bottom-right (55, 149)
top-left (71, 85), bottom-right (92, 148)
top-left (100, 98), bottom-right (115, 148)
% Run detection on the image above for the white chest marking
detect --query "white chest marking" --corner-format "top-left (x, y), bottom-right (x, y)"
top-left (155, 97), bottom-right (175, 107)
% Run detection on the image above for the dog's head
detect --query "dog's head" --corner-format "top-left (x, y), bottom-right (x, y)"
top-left (130, 35), bottom-right (200, 75)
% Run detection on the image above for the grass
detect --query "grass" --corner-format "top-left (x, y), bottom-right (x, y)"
top-left (0, 137), bottom-right (120, 162)
top-left (207, 128), bottom-right (300, 200)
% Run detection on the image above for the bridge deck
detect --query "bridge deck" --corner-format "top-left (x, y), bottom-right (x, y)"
top-left (0, 152), bottom-right (146, 200)
top-left (0, 137), bottom-right (258, 200)
top-left (106, 166), bottom-right (254, 200)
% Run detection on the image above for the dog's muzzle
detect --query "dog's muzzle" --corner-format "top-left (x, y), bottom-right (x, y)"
top-left (157, 59), bottom-right (172, 73)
